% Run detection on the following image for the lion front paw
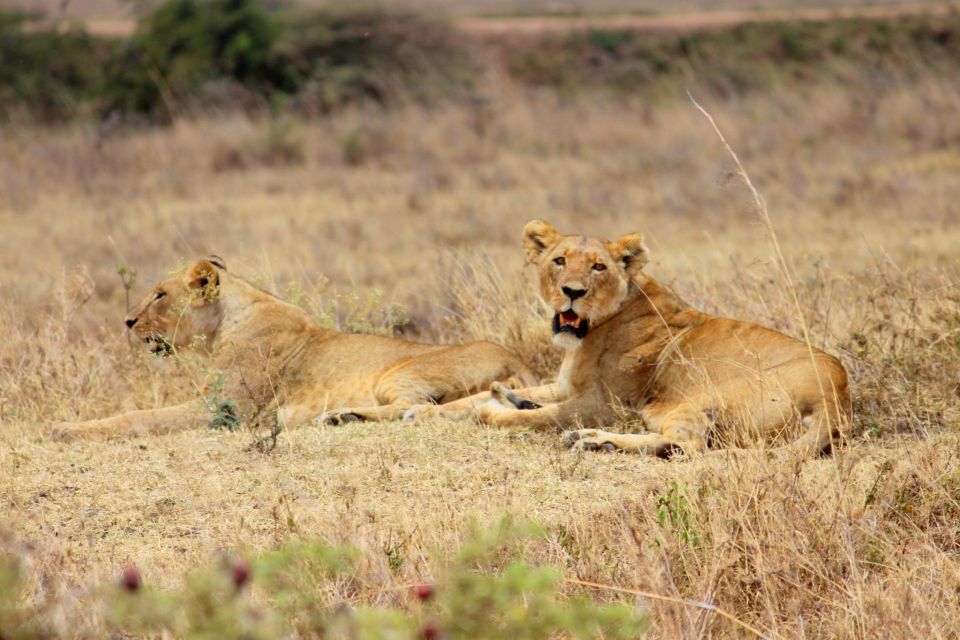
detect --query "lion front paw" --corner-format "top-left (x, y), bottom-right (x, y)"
top-left (562, 429), bottom-right (619, 452)
top-left (490, 382), bottom-right (540, 411)
top-left (51, 422), bottom-right (76, 442)
top-left (51, 421), bottom-right (105, 442)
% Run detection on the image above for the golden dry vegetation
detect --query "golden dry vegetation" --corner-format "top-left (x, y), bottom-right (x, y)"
top-left (2, 56), bottom-right (960, 637)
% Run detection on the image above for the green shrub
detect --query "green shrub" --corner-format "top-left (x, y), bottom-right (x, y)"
top-left (0, 2), bottom-right (473, 121)
top-left (503, 14), bottom-right (960, 96)
top-left (104, 1), bottom-right (474, 118)
top-left (276, 6), bottom-right (475, 114)
top-left (104, 0), bottom-right (288, 118)
top-left (103, 518), bottom-right (648, 639)
top-left (3, 5), bottom-right (959, 122)
top-left (0, 11), bottom-right (112, 121)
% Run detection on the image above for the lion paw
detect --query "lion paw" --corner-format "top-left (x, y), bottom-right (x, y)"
top-left (320, 411), bottom-right (364, 426)
top-left (402, 404), bottom-right (433, 421)
top-left (51, 422), bottom-right (75, 442)
top-left (562, 429), bottom-right (619, 452)
top-left (474, 398), bottom-right (509, 425)
top-left (490, 382), bottom-right (540, 411)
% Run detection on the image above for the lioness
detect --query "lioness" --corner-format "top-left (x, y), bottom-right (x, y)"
top-left (428, 220), bottom-right (852, 458)
top-left (53, 257), bottom-right (535, 440)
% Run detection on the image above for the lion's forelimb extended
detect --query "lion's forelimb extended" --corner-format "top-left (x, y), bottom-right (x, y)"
top-left (52, 399), bottom-right (208, 440)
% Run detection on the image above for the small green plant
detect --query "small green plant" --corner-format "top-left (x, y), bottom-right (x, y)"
top-left (341, 126), bottom-right (367, 166)
top-left (204, 371), bottom-right (241, 431)
top-left (114, 263), bottom-right (138, 311)
top-left (655, 482), bottom-right (701, 548)
top-left (861, 539), bottom-right (886, 569)
top-left (430, 517), bottom-right (649, 640)
top-left (864, 460), bottom-right (894, 507)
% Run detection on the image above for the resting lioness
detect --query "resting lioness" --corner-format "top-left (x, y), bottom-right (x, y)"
top-left (53, 257), bottom-right (535, 440)
top-left (425, 221), bottom-right (851, 459)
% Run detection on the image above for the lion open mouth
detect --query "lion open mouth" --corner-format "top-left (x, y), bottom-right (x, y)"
top-left (553, 310), bottom-right (590, 339)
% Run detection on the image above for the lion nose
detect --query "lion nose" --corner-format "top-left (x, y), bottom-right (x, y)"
top-left (125, 317), bottom-right (137, 329)
top-left (562, 286), bottom-right (587, 300)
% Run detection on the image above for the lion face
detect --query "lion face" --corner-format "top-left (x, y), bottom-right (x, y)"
top-left (522, 220), bottom-right (648, 344)
top-left (124, 257), bottom-right (226, 355)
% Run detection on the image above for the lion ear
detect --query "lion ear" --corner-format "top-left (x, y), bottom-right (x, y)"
top-left (206, 255), bottom-right (227, 271)
top-left (522, 219), bottom-right (561, 264)
top-left (608, 232), bottom-right (649, 275)
top-left (186, 260), bottom-right (221, 302)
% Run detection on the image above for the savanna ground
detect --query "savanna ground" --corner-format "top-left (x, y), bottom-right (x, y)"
top-left (4, 5), bottom-right (960, 638)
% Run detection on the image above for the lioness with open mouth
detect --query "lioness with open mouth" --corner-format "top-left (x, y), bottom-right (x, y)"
top-left (451, 220), bottom-right (852, 459)
top-left (53, 256), bottom-right (536, 440)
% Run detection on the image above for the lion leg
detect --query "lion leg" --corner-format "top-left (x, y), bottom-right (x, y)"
top-left (562, 403), bottom-right (711, 458)
top-left (474, 395), bottom-right (597, 431)
top-left (489, 381), bottom-right (569, 410)
top-left (333, 349), bottom-right (544, 424)
top-left (52, 400), bottom-right (208, 441)
top-left (320, 403), bottom-right (411, 425)
top-left (562, 430), bottom-right (679, 456)
top-left (406, 382), bottom-right (566, 421)
top-left (779, 394), bottom-right (851, 459)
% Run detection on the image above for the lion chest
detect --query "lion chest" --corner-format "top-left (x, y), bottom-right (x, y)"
top-left (587, 324), bottom-right (680, 408)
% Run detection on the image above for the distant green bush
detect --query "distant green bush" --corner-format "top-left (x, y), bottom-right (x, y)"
top-left (0, 1), bottom-right (474, 122)
top-left (104, 0), bottom-right (288, 118)
top-left (277, 7), bottom-right (475, 115)
top-left (1, 5), bottom-right (959, 122)
top-left (0, 11), bottom-right (113, 121)
top-left (504, 15), bottom-right (960, 96)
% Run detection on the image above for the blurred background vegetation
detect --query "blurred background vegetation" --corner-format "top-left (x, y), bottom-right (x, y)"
top-left (2, 0), bottom-right (959, 122)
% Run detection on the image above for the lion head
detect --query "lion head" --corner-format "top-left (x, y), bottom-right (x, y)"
top-left (522, 220), bottom-right (648, 346)
top-left (124, 256), bottom-right (227, 355)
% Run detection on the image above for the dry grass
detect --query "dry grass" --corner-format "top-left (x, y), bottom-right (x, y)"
top-left (2, 69), bottom-right (960, 637)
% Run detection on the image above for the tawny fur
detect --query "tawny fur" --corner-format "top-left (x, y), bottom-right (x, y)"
top-left (52, 258), bottom-right (535, 440)
top-left (412, 220), bottom-right (852, 459)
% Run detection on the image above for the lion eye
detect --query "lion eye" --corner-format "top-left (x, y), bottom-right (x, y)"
top-left (155, 291), bottom-right (166, 300)
top-left (592, 263), bottom-right (607, 272)
top-left (553, 257), bottom-right (566, 267)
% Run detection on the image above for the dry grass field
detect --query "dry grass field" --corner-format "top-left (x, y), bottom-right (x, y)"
top-left (3, 42), bottom-right (960, 638)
